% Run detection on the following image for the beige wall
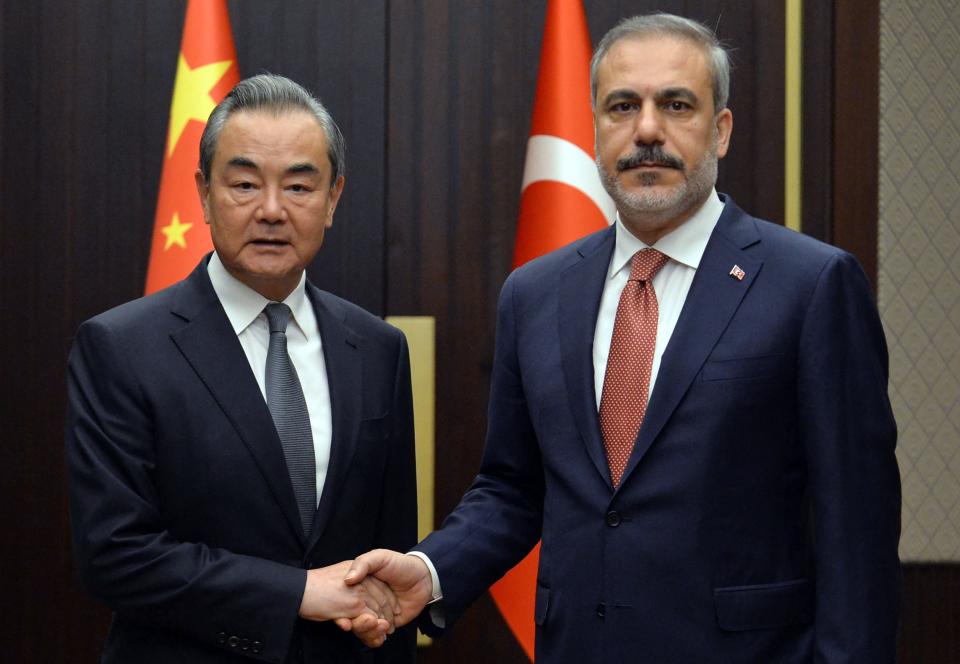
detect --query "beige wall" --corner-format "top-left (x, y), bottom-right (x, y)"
top-left (879, 0), bottom-right (960, 561)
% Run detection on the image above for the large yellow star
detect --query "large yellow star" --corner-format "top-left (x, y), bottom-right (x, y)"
top-left (166, 53), bottom-right (233, 156)
top-left (161, 213), bottom-right (193, 250)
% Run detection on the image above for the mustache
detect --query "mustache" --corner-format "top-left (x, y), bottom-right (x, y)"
top-left (616, 146), bottom-right (685, 172)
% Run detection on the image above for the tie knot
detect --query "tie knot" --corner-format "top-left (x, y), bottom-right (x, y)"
top-left (629, 249), bottom-right (670, 283)
top-left (264, 302), bottom-right (292, 334)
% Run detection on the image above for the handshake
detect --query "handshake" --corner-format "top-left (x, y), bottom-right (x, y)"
top-left (297, 549), bottom-right (435, 648)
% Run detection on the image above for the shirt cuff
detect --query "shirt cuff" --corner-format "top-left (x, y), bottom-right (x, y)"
top-left (406, 551), bottom-right (445, 629)
top-left (405, 551), bottom-right (442, 602)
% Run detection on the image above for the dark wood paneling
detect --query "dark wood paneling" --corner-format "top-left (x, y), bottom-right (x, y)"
top-left (901, 564), bottom-right (960, 663)
top-left (832, 0), bottom-right (880, 289)
top-left (800, 0), bottom-right (833, 243)
top-left (800, 0), bottom-right (881, 285)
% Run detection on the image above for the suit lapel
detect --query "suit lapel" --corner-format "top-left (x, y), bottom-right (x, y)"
top-left (559, 228), bottom-right (617, 489)
top-left (305, 286), bottom-right (362, 551)
top-left (619, 200), bottom-right (763, 488)
top-left (168, 261), bottom-right (306, 544)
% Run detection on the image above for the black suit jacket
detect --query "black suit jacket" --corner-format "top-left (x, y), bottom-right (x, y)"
top-left (67, 258), bottom-right (417, 663)
top-left (416, 197), bottom-right (900, 663)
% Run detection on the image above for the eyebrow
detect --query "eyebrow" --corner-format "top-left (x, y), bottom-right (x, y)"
top-left (657, 87), bottom-right (700, 105)
top-left (226, 156), bottom-right (258, 169)
top-left (223, 158), bottom-right (319, 175)
top-left (602, 88), bottom-right (640, 107)
top-left (601, 86), bottom-right (701, 107)
top-left (287, 162), bottom-right (319, 175)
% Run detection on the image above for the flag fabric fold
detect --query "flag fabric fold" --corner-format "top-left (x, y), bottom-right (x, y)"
top-left (144, 0), bottom-right (239, 295)
top-left (491, 0), bottom-right (614, 659)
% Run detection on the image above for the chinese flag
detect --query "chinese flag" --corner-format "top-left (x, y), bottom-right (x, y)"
top-left (144, 0), bottom-right (239, 295)
top-left (490, 0), bottom-right (614, 659)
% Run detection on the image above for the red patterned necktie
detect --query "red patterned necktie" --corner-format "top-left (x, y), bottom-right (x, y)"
top-left (599, 249), bottom-right (670, 488)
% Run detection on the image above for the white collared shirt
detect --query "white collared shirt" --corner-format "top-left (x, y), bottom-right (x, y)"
top-left (593, 190), bottom-right (724, 408)
top-left (207, 252), bottom-right (333, 505)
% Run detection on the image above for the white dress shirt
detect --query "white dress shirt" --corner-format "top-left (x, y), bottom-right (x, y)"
top-left (593, 189), bottom-right (724, 407)
top-left (413, 190), bottom-right (726, 610)
top-left (207, 252), bottom-right (333, 505)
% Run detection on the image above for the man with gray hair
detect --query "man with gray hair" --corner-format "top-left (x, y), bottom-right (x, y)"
top-left (346, 12), bottom-right (901, 662)
top-left (67, 74), bottom-right (417, 663)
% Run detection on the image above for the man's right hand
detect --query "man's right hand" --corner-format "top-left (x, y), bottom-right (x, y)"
top-left (298, 560), bottom-right (399, 647)
top-left (334, 549), bottom-right (434, 640)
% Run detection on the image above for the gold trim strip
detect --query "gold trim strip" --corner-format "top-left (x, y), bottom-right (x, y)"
top-left (785, 0), bottom-right (803, 232)
top-left (384, 316), bottom-right (435, 647)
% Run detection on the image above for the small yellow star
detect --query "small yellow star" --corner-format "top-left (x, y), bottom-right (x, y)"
top-left (166, 53), bottom-right (233, 156)
top-left (161, 213), bottom-right (193, 250)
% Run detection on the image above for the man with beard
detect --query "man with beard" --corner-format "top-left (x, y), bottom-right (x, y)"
top-left (342, 13), bottom-right (901, 663)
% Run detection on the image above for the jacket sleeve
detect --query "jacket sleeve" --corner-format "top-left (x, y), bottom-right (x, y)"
top-left (797, 252), bottom-right (901, 663)
top-left (66, 317), bottom-right (306, 663)
top-left (414, 273), bottom-right (545, 632)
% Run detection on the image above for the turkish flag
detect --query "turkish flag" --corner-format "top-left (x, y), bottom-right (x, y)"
top-left (491, 0), bottom-right (614, 659)
top-left (144, 0), bottom-right (239, 295)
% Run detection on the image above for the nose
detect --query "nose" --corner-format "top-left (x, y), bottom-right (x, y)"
top-left (632, 104), bottom-right (665, 145)
top-left (257, 185), bottom-right (286, 223)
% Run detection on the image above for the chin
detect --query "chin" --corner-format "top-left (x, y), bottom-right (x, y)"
top-left (241, 259), bottom-right (298, 279)
top-left (622, 186), bottom-right (685, 210)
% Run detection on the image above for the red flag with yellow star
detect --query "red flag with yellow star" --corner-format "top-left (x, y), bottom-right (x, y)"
top-left (144, 0), bottom-right (239, 295)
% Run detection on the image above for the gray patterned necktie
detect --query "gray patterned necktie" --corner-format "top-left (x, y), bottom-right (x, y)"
top-left (263, 302), bottom-right (316, 536)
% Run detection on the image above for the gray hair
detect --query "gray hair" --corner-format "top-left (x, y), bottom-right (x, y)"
top-left (198, 73), bottom-right (345, 185)
top-left (590, 13), bottom-right (730, 114)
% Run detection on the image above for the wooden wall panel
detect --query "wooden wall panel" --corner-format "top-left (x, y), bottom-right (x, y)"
top-left (901, 564), bottom-right (960, 663)
top-left (832, 0), bottom-right (880, 289)
top-left (800, 0), bottom-right (833, 244)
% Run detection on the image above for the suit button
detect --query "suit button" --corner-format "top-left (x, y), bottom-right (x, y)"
top-left (606, 511), bottom-right (621, 527)
top-left (241, 638), bottom-right (250, 651)
top-left (217, 632), bottom-right (227, 645)
top-left (252, 641), bottom-right (262, 654)
top-left (596, 603), bottom-right (606, 619)
top-left (227, 635), bottom-right (239, 648)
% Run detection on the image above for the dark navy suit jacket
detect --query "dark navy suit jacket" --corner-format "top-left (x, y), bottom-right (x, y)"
top-left (416, 197), bottom-right (900, 663)
top-left (67, 258), bottom-right (417, 664)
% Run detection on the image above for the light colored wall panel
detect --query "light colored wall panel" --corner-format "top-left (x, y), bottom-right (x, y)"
top-left (880, 0), bottom-right (960, 561)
